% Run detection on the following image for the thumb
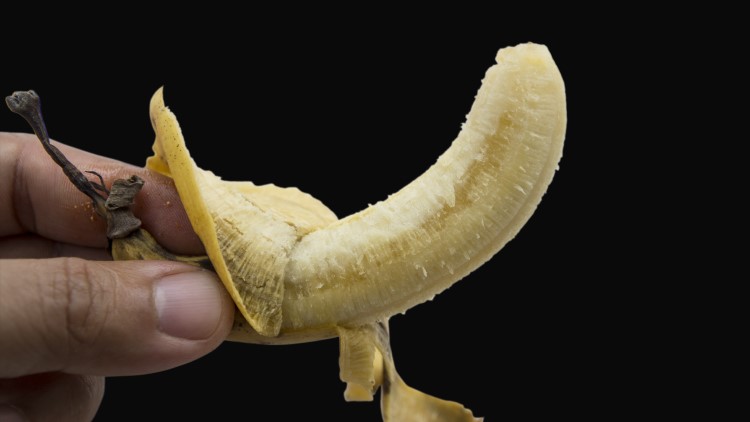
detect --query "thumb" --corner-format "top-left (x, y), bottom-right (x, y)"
top-left (0, 258), bottom-right (235, 378)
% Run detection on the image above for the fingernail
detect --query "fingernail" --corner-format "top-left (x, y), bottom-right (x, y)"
top-left (155, 271), bottom-right (225, 340)
top-left (0, 404), bottom-right (27, 422)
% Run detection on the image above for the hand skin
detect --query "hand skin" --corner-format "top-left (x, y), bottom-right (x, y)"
top-left (0, 133), bottom-right (235, 421)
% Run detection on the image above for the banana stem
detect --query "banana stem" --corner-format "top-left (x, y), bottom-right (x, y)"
top-left (5, 90), bottom-right (142, 239)
top-left (6, 89), bottom-right (213, 268)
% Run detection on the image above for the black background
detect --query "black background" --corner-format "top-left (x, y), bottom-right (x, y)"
top-left (0, 19), bottom-right (635, 421)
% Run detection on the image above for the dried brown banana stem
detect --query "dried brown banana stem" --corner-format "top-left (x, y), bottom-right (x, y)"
top-left (5, 90), bottom-right (211, 268)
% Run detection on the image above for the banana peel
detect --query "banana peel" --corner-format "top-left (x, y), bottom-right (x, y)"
top-left (148, 92), bottom-right (335, 336)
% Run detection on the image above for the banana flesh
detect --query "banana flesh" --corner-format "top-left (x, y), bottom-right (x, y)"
top-left (140, 42), bottom-right (565, 420)
top-left (146, 42), bottom-right (565, 341)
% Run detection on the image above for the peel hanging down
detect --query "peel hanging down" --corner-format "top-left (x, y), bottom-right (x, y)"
top-left (139, 43), bottom-right (564, 420)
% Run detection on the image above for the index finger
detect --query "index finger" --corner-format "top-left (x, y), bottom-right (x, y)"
top-left (0, 132), bottom-right (203, 255)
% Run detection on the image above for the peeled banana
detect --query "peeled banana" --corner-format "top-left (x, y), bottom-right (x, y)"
top-left (139, 42), bottom-right (566, 420)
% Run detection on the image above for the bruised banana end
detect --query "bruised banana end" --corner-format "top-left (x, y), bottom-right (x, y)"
top-left (140, 42), bottom-right (565, 420)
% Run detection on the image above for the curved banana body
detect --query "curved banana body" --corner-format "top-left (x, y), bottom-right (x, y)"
top-left (147, 43), bottom-right (565, 343)
top-left (140, 43), bottom-right (564, 420)
top-left (282, 42), bottom-right (566, 336)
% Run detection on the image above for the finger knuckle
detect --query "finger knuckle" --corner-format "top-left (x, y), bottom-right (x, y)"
top-left (50, 258), bottom-right (118, 348)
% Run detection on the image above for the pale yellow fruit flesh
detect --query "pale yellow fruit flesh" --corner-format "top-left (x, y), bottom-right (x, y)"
top-left (147, 43), bottom-right (565, 342)
top-left (283, 43), bottom-right (565, 338)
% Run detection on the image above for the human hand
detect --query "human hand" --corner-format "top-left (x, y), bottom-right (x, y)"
top-left (0, 133), bottom-right (235, 421)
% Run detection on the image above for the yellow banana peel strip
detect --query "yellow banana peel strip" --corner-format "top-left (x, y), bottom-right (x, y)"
top-left (147, 90), bottom-right (340, 336)
top-left (338, 323), bottom-right (482, 421)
